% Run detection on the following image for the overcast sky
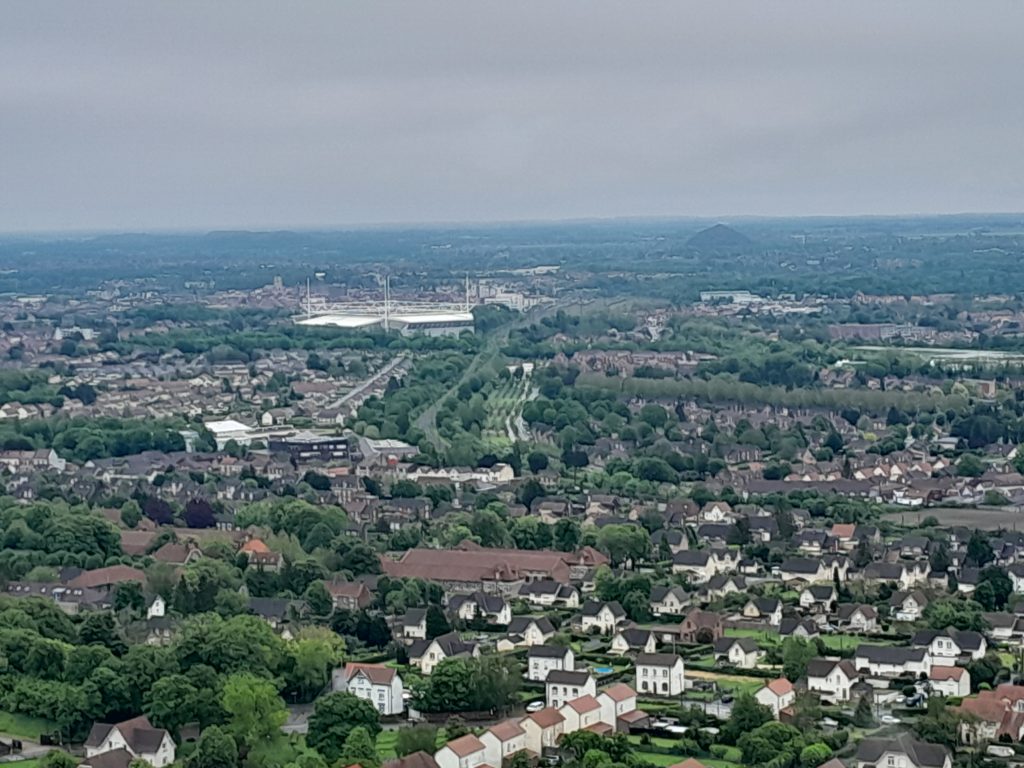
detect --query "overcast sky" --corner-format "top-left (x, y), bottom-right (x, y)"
top-left (1, 1), bottom-right (1022, 232)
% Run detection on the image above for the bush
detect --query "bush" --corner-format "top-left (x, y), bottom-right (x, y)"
top-left (709, 745), bottom-right (730, 759)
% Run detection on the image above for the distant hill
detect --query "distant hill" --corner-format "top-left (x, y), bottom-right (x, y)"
top-left (686, 223), bottom-right (753, 250)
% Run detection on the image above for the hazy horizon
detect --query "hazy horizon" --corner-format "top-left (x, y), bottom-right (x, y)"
top-left (2, 1), bottom-right (1023, 232)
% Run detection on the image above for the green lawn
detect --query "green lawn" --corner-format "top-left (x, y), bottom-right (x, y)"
top-left (0, 711), bottom-right (57, 740)
top-left (377, 727), bottom-right (449, 760)
top-left (633, 751), bottom-right (683, 766)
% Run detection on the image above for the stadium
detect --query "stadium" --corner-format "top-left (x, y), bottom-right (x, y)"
top-left (294, 277), bottom-right (476, 337)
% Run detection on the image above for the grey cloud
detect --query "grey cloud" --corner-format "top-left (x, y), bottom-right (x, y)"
top-left (0, 1), bottom-right (1022, 231)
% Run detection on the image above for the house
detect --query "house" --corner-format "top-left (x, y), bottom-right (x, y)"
top-left (755, 678), bottom-right (796, 718)
top-left (85, 715), bottom-right (176, 768)
top-left (68, 565), bottom-right (145, 592)
top-left (799, 585), bottom-right (837, 613)
top-left (400, 609), bottom-right (428, 641)
top-left (239, 538), bottom-right (283, 571)
top-left (676, 609), bottom-right (723, 644)
top-left (702, 574), bottom-right (747, 601)
top-left (448, 592), bottom-right (511, 625)
top-left (598, 683), bottom-right (639, 730)
top-left (610, 628), bottom-right (657, 656)
top-left (651, 529), bottom-right (688, 555)
top-left (546, 670), bottom-right (597, 709)
top-left (861, 561), bottom-right (928, 590)
top-left (507, 617), bottom-right (556, 647)
top-left (854, 735), bottom-right (951, 768)
top-left (559, 695), bottom-right (605, 734)
top-left (327, 580), bottom-right (372, 611)
top-left (910, 628), bottom-right (987, 666)
top-left (146, 595), bottom-right (166, 621)
top-left (409, 632), bottom-right (479, 675)
top-left (742, 597), bottom-right (783, 626)
top-left (779, 618), bottom-right (820, 640)
top-left (518, 580), bottom-right (580, 608)
top-left (835, 604), bottom-right (879, 633)
top-left (778, 556), bottom-right (847, 584)
top-left (929, 666), bottom-right (971, 698)
top-left (435, 734), bottom-right (487, 768)
top-left (480, 720), bottom-right (527, 768)
top-left (671, 551), bottom-right (716, 582)
top-left (854, 645), bottom-right (932, 678)
top-left (712, 637), bottom-right (761, 669)
top-left (635, 653), bottom-right (685, 697)
top-left (649, 585), bottom-right (689, 616)
top-left (793, 530), bottom-right (830, 556)
top-left (333, 662), bottom-right (404, 715)
top-left (890, 590), bottom-right (929, 622)
top-left (385, 752), bottom-right (440, 768)
top-left (579, 601), bottom-right (626, 634)
top-left (527, 645), bottom-right (574, 682)
top-left (807, 658), bottom-right (858, 702)
top-left (520, 707), bottom-right (565, 755)
top-left (958, 684), bottom-right (1024, 744)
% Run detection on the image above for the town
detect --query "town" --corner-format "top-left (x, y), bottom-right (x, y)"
top-left (2, 216), bottom-right (1024, 768)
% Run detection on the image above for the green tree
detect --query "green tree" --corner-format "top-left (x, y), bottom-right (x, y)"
top-left (924, 598), bottom-right (987, 632)
top-left (966, 530), bottom-right (994, 567)
top-left (395, 724), bottom-right (438, 757)
top-left (800, 743), bottom-right (833, 768)
top-left (956, 454), bottom-right (985, 478)
top-left (221, 673), bottom-right (287, 751)
top-left (338, 726), bottom-right (380, 768)
top-left (912, 697), bottom-right (961, 747)
top-left (595, 525), bottom-right (650, 568)
top-left (307, 692), bottom-right (382, 763)
top-left (186, 725), bottom-right (238, 768)
top-left (553, 518), bottom-right (581, 552)
top-left (781, 638), bottom-right (816, 682)
top-left (425, 605), bottom-right (451, 640)
top-left (853, 694), bottom-right (875, 728)
top-left (40, 752), bottom-right (78, 768)
top-left (722, 693), bottom-right (773, 744)
top-left (527, 451), bottom-right (549, 473)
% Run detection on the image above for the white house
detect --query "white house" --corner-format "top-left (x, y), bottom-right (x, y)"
top-left (332, 662), bottom-right (404, 715)
top-left (146, 595), bottom-right (166, 620)
top-left (480, 720), bottom-right (527, 767)
top-left (635, 653), bottom-right (685, 697)
top-left (546, 670), bottom-right (596, 710)
top-left (520, 708), bottom-right (565, 755)
top-left (807, 658), bottom-right (858, 702)
top-left (598, 683), bottom-right (638, 730)
top-left (410, 632), bottom-right (479, 675)
top-left (559, 695), bottom-right (604, 733)
top-left (610, 628), bottom-right (657, 655)
top-left (910, 629), bottom-right (986, 666)
top-left (755, 678), bottom-right (796, 718)
top-left (742, 598), bottom-right (782, 627)
top-left (835, 604), bottom-right (879, 633)
top-left (799, 585), bottom-right (836, 613)
top-left (84, 716), bottom-right (176, 768)
top-left (712, 637), bottom-right (761, 669)
top-left (519, 580), bottom-right (580, 608)
top-left (579, 601), bottom-right (626, 634)
top-left (649, 585), bottom-right (689, 616)
top-left (507, 616), bottom-right (556, 647)
top-left (401, 608), bottom-right (428, 641)
top-left (890, 590), bottom-right (928, 622)
top-left (448, 592), bottom-right (511, 625)
top-left (929, 667), bottom-right (971, 698)
top-left (435, 734), bottom-right (488, 768)
top-left (527, 645), bottom-right (575, 682)
top-left (854, 645), bottom-right (932, 678)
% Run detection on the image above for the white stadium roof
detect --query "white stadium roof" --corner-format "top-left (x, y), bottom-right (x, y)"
top-left (296, 314), bottom-right (383, 328)
top-left (390, 312), bottom-right (474, 324)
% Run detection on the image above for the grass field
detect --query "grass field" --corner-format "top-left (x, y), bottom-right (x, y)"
top-left (883, 505), bottom-right (1024, 530)
top-left (377, 727), bottom-right (449, 760)
top-left (0, 711), bottom-right (56, 740)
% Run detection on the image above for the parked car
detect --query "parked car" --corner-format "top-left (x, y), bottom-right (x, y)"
top-left (526, 701), bottom-right (546, 713)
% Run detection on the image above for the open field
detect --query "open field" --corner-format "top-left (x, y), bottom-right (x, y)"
top-left (0, 711), bottom-right (56, 740)
top-left (883, 505), bottom-right (1024, 529)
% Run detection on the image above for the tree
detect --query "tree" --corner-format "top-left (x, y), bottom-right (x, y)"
top-left (186, 725), bottom-right (238, 768)
top-left (553, 518), bottom-right (581, 552)
top-left (929, 541), bottom-right (952, 573)
top-left (722, 693), bottom-right (773, 744)
top-left (469, 508), bottom-right (511, 548)
top-left (853, 694), bottom-right (875, 727)
top-left (912, 697), bottom-right (961, 747)
top-left (221, 673), bottom-right (287, 751)
top-left (527, 451), bottom-right (549, 473)
top-left (737, 721), bottom-right (805, 766)
top-left (304, 581), bottom-right (334, 617)
top-left (120, 500), bottom-right (142, 529)
top-left (307, 692), bottom-right (382, 763)
top-left (113, 581), bottom-right (145, 614)
top-left (184, 498), bottom-right (217, 528)
top-left (595, 525), bottom-right (650, 568)
top-left (425, 605), bottom-right (451, 640)
top-left (966, 530), bottom-right (995, 567)
top-left (338, 726), bottom-right (380, 768)
top-left (957, 454), bottom-right (985, 478)
top-left (967, 654), bottom-right (1003, 691)
top-left (40, 752), bottom-right (78, 768)
top-left (976, 566), bottom-right (1012, 610)
top-left (146, 675), bottom-right (203, 735)
top-left (800, 743), bottom-right (833, 768)
top-left (395, 724), bottom-right (438, 757)
top-left (781, 638), bottom-right (816, 683)
top-left (924, 598), bottom-right (987, 632)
